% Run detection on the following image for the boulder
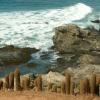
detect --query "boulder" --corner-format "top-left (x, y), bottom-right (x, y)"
top-left (53, 24), bottom-right (100, 53)
top-left (0, 45), bottom-right (39, 66)
top-left (52, 24), bottom-right (100, 75)
top-left (42, 71), bottom-right (65, 86)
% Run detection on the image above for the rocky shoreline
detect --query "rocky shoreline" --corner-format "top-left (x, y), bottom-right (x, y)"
top-left (0, 24), bottom-right (100, 96)
top-left (0, 24), bottom-right (100, 79)
top-left (0, 23), bottom-right (100, 83)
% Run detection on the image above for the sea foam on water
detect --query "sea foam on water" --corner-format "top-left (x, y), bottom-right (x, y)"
top-left (0, 3), bottom-right (92, 51)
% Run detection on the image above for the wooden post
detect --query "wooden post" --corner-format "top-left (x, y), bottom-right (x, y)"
top-left (0, 80), bottom-right (3, 90)
top-left (99, 84), bottom-right (100, 96)
top-left (65, 73), bottom-right (71, 95)
top-left (61, 81), bottom-right (66, 94)
top-left (14, 68), bottom-right (20, 91)
top-left (37, 76), bottom-right (42, 91)
top-left (84, 78), bottom-right (90, 94)
top-left (9, 72), bottom-right (14, 89)
top-left (80, 80), bottom-right (85, 95)
top-left (90, 74), bottom-right (96, 95)
top-left (3, 75), bottom-right (9, 90)
top-left (70, 78), bottom-right (75, 95)
top-left (23, 77), bottom-right (30, 90)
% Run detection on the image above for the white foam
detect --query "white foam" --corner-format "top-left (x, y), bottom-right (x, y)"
top-left (0, 3), bottom-right (92, 51)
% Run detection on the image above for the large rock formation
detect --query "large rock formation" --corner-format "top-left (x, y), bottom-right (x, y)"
top-left (0, 45), bottom-right (39, 66)
top-left (52, 24), bottom-right (100, 75)
top-left (53, 24), bottom-right (100, 54)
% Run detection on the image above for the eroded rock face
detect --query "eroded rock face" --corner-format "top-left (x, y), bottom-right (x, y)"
top-left (53, 24), bottom-right (100, 53)
top-left (0, 45), bottom-right (39, 66)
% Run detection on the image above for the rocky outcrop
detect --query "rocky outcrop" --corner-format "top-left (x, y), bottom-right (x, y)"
top-left (53, 24), bottom-right (100, 54)
top-left (52, 24), bottom-right (100, 75)
top-left (0, 45), bottom-right (39, 66)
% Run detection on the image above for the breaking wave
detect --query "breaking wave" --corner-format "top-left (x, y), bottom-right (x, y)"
top-left (0, 3), bottom-right (92, 51)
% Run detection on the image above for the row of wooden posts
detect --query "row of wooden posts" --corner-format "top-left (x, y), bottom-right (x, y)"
top-left (0, 68), bottom-right (100, 96)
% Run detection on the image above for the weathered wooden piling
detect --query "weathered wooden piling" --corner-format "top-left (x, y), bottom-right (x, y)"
top-left (3, 75), bottom-right (9, 90)
top-left (23, 77), bottom-right (30, 90)
top-left (96, 75), bottom-right (100, 96)
top-left (90, 74), bottom-right (96, 95)
top-left (80, 80), bottom-right (85, 95)
top-left (36, 75), bottom-right (42, 91)
top-left (14, 68), bottom-right (20, 91)
top-left (0, 80), bottom-right (3, 90)
top-left (98, 84), bottom-right (100, 96)
top-left (70, 78), bottom-right (75, 95)
top-left (9, 72), bottom-right (14, 89)
top-left (65, 73), bottom-right (71, 95)
top-left (84, 78), bottom-right (90, 94)
top-left (61, 81), bottom-right (66, 94)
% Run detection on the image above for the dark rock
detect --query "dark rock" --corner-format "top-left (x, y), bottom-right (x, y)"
top-left (0, 45), bottom-right (39, 66)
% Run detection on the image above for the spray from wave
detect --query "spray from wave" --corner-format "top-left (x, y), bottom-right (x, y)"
top-left (0, 3), bottom-right (92, 51)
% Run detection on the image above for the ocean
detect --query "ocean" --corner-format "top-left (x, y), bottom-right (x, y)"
top-left (0, 0), bottom-right (99, 77)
